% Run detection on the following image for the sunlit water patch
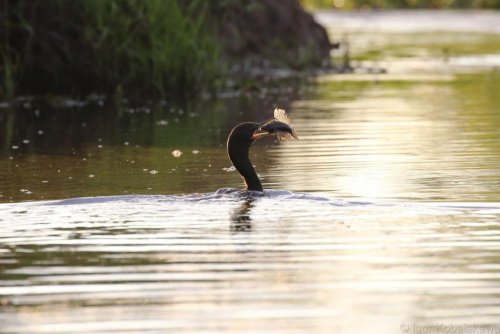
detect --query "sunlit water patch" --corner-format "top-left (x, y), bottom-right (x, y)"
top-left (316, 10), bottom-right (500, 74)
top-left (449, 54), bottom-right (500, 68)
top-left (316, 10), bottom-right (500, 34)
top-left (2, 194), bottom-right (500, 333)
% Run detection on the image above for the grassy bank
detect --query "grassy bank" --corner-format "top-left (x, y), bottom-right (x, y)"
top-left (0, 0), bottom-right (221, 99)
top-left (0, 0), bottom-right (331, 100)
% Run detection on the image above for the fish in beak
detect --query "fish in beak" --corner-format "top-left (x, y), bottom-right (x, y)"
top-left (251, 119), bottom-right (299, 142)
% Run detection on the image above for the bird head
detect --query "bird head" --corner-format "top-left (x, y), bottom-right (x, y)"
top-left (229, 108), bottom-right (299, 144)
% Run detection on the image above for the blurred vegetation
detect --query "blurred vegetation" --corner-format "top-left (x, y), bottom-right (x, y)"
top-left (301, 0), bottom-right (500, 9)
top-left (0, 0), bottom-right (220, 99)
top-left (0, 0), bottom-right (330, 100)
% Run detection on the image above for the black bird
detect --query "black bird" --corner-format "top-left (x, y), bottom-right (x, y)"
top-left (227, 109), bottom-right (298, 192)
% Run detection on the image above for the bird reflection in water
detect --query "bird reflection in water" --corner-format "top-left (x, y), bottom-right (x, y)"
top-left (230, 198), bottom-right (255, 232)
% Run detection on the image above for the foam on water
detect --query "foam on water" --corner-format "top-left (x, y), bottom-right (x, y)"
top-left (39, 189), bottom-right (347, 206)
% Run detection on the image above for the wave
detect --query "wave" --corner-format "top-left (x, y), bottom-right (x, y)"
top-left (1, 190), bottom-right (499, 214)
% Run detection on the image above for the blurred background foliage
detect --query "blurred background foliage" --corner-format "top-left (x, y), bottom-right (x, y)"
top-left (1, 0), bottom-right (496, 100)
top-left (0, 0), bottom-right (220, 99)
top-left (0, 0), bottom-right (330, 100)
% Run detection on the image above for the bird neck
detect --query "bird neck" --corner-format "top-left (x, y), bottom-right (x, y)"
top-left (227, 140), bottom-right (263, 192)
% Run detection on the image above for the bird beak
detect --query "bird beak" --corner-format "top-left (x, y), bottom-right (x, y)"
top-left (251, 128), bottom-right (272, 141)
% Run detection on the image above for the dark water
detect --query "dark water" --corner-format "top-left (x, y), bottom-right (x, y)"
top-left (1, 10), bottom-right (500, 334)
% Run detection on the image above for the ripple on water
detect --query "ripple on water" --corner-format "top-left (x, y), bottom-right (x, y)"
top-left (1, 194), bottom-right (500, 333)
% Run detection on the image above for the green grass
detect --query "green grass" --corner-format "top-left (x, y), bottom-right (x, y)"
top-left (0, 0), bottom-right (222, 99)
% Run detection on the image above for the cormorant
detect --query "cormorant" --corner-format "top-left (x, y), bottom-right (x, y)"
top-left (227, 108), bottom-right (298, 192)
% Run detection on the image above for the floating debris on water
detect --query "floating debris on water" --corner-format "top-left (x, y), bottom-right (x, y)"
top-left (222, 166), bottom-right (236, 172)
top-left (171, 150), bottom-right (183, 158)
top-left (128, 107), bottom-right (151, 114)
top-left (98, 145), bottom-right (103, 149)
top-left (156, 120), bottom-right (169, 126)
top-left (19, 189), bottom-right (32, 195)
top-left (192, 150), bottom-right (200, 154)
top-left (60, 99), bottom-right (86, 108)
top-left (41, 180), bottom-right (48, 183)
top-left (88, 174), bottom-right (95, 178)
top-left (12, 146), bottom-right (19, 150)
top-left (149, 170), bottom-right (159, 175)
top-left (22, 139), bottom-right (30, 144)
top-left (124, 141), bottom-right (129, 146)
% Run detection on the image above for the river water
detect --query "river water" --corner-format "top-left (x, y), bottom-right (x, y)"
top-left (1, 10), bottom-right (500, 334)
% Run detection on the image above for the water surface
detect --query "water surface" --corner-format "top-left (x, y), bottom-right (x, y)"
top-left (1, 10), bottom-right (500, 334)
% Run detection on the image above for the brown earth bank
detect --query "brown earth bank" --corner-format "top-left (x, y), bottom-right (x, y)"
top-left (210, 0), bottom-right (333, 70)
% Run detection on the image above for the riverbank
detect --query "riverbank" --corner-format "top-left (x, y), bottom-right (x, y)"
top-left (0, 0), bottom-right (332, 100)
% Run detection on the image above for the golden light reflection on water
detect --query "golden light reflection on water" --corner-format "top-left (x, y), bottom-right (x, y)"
top-left (266, 74), bottom-right (500, 201)
top-left (2, 196), bottom-right (500, 333)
